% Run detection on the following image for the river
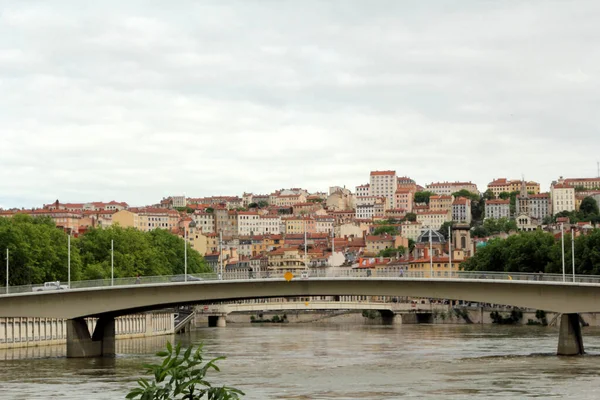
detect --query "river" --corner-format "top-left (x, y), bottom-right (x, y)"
top-left (1, 323), bottom-right (600, 399)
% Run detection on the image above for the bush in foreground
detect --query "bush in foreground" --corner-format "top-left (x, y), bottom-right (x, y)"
top-left (126, 341), bottom-right (244, 399)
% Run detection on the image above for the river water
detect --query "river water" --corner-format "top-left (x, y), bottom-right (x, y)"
top-left (1, 323), bottom-right (600, 399)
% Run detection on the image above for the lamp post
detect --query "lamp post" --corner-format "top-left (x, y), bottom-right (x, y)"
top-left (5, 248), bottom-right (8, 295)
top-left (429, 227), bottom-right (433, 278)
top-left (561, 223), bottom-right (565, 282)
top-left (448, 225), bottom-right (452, 278)
top-left (571, 228), bottom-right (576, 282)
top-left (67, 233), bottom-right (71, 288)
top-left (184, 227), bottom-right (188, 282)
top-left (111, 239), bottom-right (114, 286)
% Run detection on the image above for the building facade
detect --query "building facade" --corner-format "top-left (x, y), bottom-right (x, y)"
top-left (369, 170), bottom-right (398, 208)
top-left (485, 199), bottom-right (510, 219)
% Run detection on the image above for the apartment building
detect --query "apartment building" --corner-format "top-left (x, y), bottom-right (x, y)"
top-left (275, 194), bottom-right (307, 207)
top-left (429, 195), bottom-right (453, 212)
top-left (415, 210), bottom-right (451, 230)
top-left (487, 178), bottom-right (540, 197)
top-left (137, 208), bottom-right (180, 232)
top-left (315, 215), bottom-right (334, 234)
top-left (516, 193), bottom-right (551, 221)
top-left (369, 170), bottom-right (397, 208)
top-left (426, 181), bottom-right (479, 196)
top-left (551, 183), bottom-right (576, 214)
top-left (284, 217), bottom-right (316, 234)
top-left (452, 197), bottom-right (472, 224)
top-left (192, 211), bottom-right (215, 234)
top-left (485, 199), bottom-right (510, 219)
top-left (355, 184), bottom-right (370, 197)
top-left (562, 177), bottom-right (600, 190)
top-left (394, 188), bottom-right (414, 213)
top-left (400, 221), bottom-right (422, 241)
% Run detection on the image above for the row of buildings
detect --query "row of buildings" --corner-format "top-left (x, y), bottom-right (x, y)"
top-left (2, 171), bottom-right (600, 276)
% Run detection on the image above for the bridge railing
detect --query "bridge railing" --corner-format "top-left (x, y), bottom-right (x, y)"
top-left (2, 269), bottom-right (600, 296)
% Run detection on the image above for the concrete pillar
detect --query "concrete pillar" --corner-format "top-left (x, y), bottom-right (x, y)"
top-left (67, 316), bottom-right (115, 358)
top-left (217, 315), bottom-right (226, 328)
top-left (557, 313), bottom-right (584, 356)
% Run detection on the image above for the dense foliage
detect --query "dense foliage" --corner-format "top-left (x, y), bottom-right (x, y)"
top-left (127, 341), bottom-right (244, 399)
top-left (0, 215), bottom-right (209, 286)
top-left (414, 191), bottom-right (435, 205)
top-left (377, 246), bottom-right (406, 258)
top-left (546, 197), bottom-right (600, 224)
top-left (471, 217), bottom-right (518, 238)
top-left (462, 229), bottom-right (600, 275)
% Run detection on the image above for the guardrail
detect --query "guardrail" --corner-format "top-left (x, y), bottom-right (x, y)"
top-left (0, 269), bottom-right (598, 296)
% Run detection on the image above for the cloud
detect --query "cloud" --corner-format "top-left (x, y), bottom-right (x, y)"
top-left (1, 0), bottom-right (600, 208)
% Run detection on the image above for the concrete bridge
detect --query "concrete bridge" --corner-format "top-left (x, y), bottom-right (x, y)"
top-left (0, 272), bottom-right (599, 357)
top-left (198, 300), bottom-right (439, 327)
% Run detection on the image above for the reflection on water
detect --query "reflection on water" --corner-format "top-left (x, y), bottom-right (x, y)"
top-left (1, 324), bottom-right (600, 399)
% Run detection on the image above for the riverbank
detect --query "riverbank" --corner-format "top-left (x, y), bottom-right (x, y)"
top-left (0, 312), bottom-right (174, 349)
top-left (195, 308), bottom-right (600, 327)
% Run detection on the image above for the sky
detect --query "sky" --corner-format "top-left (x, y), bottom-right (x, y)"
top-left (1, 0), bottom-right (600, 209)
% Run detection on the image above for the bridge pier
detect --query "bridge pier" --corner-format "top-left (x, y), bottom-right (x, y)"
top-left (66, 316), bottom-right (115, 358)
top-left (557, 313), bottom-right (584, 356)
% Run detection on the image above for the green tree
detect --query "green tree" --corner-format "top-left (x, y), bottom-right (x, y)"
top-left (0, 214), bottom-right (83, 286)
top-left (126, 341), bottom-right (244, 399)
top-left (580, 197), bottom-right (599, 217)
top-left (377, 246), bottom-right (406, 258)
top-left (402, 213), bottom-right (417, 222)
top-left (257, 201), bottom-right (269, 208)
top-left (483, 189), bottom-right (495, 201)
top-left (372, 225), bottom-right (397, 236)
top-left (205, 208), bottom-right (214, 214)
top-left (247, 203), bottom-right (259, 209)
top-left (408, 238), bottom-right (416, 253)
top-left (439, 221), bottom-right (454, 240)
top-left (414, 191), bottom-right (435, 205)
top-left (451, 189), bottom-right (479, 202)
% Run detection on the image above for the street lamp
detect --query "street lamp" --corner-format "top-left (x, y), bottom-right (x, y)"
top-left (184, 226), bottom-right (188, 282)
top-left (5, 248), bottom-right (8, 295)
top-left (561, 223), bottom-right (565, 282)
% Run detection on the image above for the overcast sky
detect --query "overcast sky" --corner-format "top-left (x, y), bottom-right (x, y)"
top-left (1, 1), bottom-right (600, 209)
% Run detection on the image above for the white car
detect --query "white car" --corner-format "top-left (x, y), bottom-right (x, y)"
top-left (33, 281), bottom-right (69, 292)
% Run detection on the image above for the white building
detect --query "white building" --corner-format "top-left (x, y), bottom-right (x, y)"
top-left (172, 196), bottom-right (187, 208)
top-left (551, 184), bottom-right (575, 214)
top-left (485, 199), bottom-right (510, 219)
top-left (237, 212), bottom-right (281, 236)
top-left (192, 212), bottom-right (215, 234)
top-left (355, 184), bottom-right (370, 197)
top-left (369, 171), bottom-right (398, 208)
top-left (415, 210), bottom-right (451, 230)
top-left (426, 181), bottom-right (479, 196)
top-left (452, 197), bottom-right (472, 224)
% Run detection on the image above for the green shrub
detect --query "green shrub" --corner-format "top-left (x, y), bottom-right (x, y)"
top-left (126, 341), bottom-right (244, 399)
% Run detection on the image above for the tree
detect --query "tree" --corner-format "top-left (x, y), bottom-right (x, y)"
top-left (408, 238), bottom-right (416, 253)
top-left (483, 189), bottom-right (495, 201)
top-left (402, 213), bottom-right (417, 222)
top-left (0, 214), bottom-right (83, 286)
top-left (377, 246), bottom-right (406, 258)
top-left (451, 189), bottom-right (479, 203)
top-left (439, 221), bottom-right (454, 240)
top-left (414, 191), bottom-right (435, 205)
top-left (372, 225), bottom-right (397, 236)
top-left (257, 201), bottom-right (269, 208)
top-left (127, 341), bottom-right (244, 399)
top-left (205, 208), bottom-right (214, 214)
top-left (580, 197), bottom-right (599, 217)
top-left (247, 203), bottom-right (259, 209)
